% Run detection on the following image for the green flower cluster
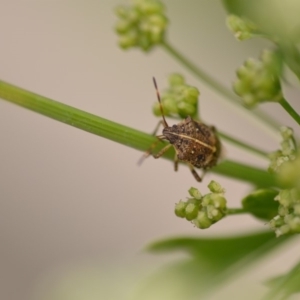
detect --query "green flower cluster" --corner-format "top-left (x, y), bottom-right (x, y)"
top-left (268, 127), bottom-right (299, 237)
top-left (114, 0), bottom-right (168, 51)
top-left (268, 126), bottom-right (296, 173)
top-left (233, 50), bottom-right (282, 108)
top-left (269, 189), bottom-right (300, 237)
top-left (152, 74), bottom-right (200, 119)
top-left (226, 15), bottom-right (258, 41)
top-left (174, 181), bottom-right (227, 229)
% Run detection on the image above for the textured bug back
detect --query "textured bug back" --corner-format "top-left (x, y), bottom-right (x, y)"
top-left (162, 116), bottom-right (220, 169)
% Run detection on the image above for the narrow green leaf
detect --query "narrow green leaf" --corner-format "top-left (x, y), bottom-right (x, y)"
top-left (263, 260), bottom-right (300, 300)
top-left (147, 231), bottom-right (284, 270)
top-left (242, 189), bottom-right (279, 221)
top-left (142, 231), bottom-right (290, 299)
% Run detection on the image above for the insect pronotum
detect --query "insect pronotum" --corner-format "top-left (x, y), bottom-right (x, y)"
top-left (139, 77), bottom-right (221, 182)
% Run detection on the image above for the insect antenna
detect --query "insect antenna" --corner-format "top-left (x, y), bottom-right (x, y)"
top-left (153, 77), bottom-right (168, 128)
top-left (137, 78), bottom-right (168, 166)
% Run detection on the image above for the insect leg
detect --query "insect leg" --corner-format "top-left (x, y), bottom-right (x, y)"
top-left (153, 144), bottom-right (172, 159)
top-left (151, 120), bottom-right (164, 136)
top-left (188, 164), bottom-right (202, 182)
top-left (174, 152), bottom-right (178, 172)
top-left (138, 135), bottom-right (167, 165)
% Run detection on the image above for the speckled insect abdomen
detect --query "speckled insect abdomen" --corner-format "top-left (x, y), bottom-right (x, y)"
top-left (163, 116), bottom-right (220, 169)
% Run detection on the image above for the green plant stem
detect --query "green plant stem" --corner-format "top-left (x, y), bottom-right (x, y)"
top-left (0, 80), bottom-right (277, 187)
top-left (218, 131), bottom-right (268, 158)
top-left (161, 41), bottom-right (235, 102)
top-left (279, 97), bottom-right (300, 125)
top-left (226, 208), bottom-right (248, 215)
top-left (161, 40), bottom-right (280, 134)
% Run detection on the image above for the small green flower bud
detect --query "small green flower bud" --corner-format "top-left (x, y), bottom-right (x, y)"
top-left (277, 190), bottom-right (293, 207)
top-left (175, 201), bottom-right (187, 218)
top-left (134, 0), bottom-right (164, 14)
top-left (244, 57), bottom-right (259, 69)
top-left (182, 87), bottom-right (199, 104)
top-left (185, 202), bottom-right (199, 221)
top-left (188, 187), bottom-right (202, 200)
top-left (208, 206), bottom-right (224, 221)
top-left (193, 211), bottom-right (212, 229)
top-left (212, 195), bottom-right (227, 210)
top-left (118, 30), bottom-right (138, 49)
top-left (208, 180), bottom-right (225, 194)
top-left (226, 15), bottom-right (257, 41)
top-left (278, 206), bottom-right (289, 216)
top-left (168, 73), bottom-right (185, 87)
top-left (163, 97), bottom-right (178, 114)
top-left (232, 80), bottom-right (248, 96)
top-left (138, 33), bottom-right (152, 51)
top-left (287, 215), bottom-right (300, 232)
top-left (280, 126), bottom-right (293, 140)
top-left (115, 20), bottom-right (132, 34)
top-left (294, 204), bottom-right (300, 215)
top-left (276, 224), bottom-right (290, 237)
top-left (269, 215), bottom-right (284, 228)
top-left (152, 102), bottom-right (162, 116)
top-left (201, 194), bottom-right (213, 206)
top-left (177, 102), bottom-right (196, 118)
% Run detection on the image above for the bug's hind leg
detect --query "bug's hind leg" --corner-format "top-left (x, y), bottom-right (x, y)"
top-left (137, 140), bottom-right (160, 165)
top-left (137, 120), bottom-right (165, 165)
top-left (188, 164), bottom-right (202, 182)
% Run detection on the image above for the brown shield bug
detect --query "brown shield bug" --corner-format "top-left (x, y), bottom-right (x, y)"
top-left (140, 77), bottom-right (221, 182)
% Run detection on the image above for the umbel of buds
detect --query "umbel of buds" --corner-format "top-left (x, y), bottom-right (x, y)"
top-left (233, 49), bottom-right (282, 108)
top-left (152, 73), bottom-right (200, 119)
top-left (175, 181), bottom-right (227, 229)
top-left (268, 127), bottom-right (300, 237)
top-left (114, 0), bottom-right (168, 51)
top-left (269, 189), bottom-right (300, 237)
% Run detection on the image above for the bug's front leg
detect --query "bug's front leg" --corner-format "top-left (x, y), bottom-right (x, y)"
top-left (151, 120), bottom-right (164, 136)
top-left (153, 144), bottom-right (172, 159)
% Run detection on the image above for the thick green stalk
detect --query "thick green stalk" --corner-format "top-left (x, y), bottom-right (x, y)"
top-left (0, 80), bottom-right (276, 187)
top-left (279, 97), bottom-right (300, 126)
top-left (161, 40), bottom-right (280, 135)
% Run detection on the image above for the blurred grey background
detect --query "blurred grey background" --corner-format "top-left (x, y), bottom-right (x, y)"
top-left (0, 1), bottom-right (300, 299)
